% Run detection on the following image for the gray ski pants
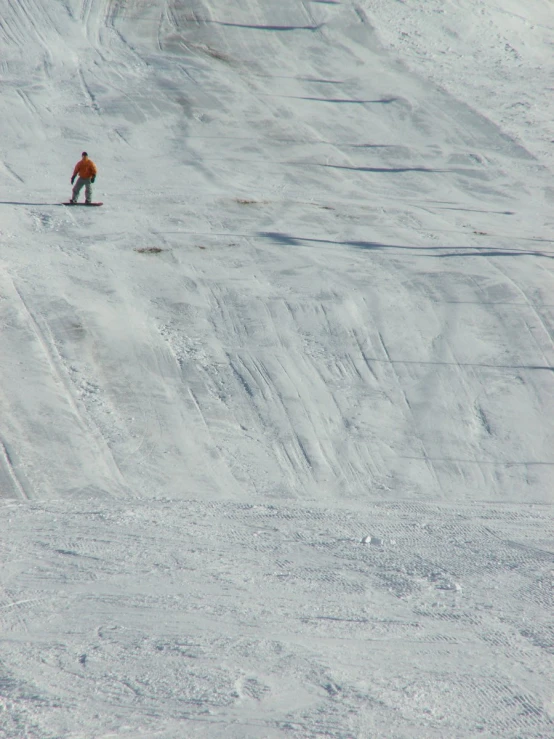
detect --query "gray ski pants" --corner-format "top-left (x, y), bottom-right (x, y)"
top-left (72, 177), bottom-right (93, 202)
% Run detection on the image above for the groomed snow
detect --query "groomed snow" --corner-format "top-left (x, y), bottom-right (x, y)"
top-left (0, 1), bottom-right (553, 737)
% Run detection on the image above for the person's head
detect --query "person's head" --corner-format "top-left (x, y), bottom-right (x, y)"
top-left (81, 151), bottom-right (88, 158)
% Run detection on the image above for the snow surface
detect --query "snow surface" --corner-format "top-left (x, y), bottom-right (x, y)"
top-left (1, 1), bottom-right (553, 737)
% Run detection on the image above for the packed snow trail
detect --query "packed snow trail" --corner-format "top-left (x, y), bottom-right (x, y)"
top-left (2, 0), bottom-right (553, 503)
top-left (1, 496), bottom-right (553, 739)
top-left (0, 1), bottom-right (553, 737)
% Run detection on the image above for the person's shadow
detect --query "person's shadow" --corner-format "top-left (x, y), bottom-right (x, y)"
top-left (0, 201), bottom-right (63, 206)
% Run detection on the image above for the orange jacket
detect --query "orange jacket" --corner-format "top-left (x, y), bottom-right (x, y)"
top-left (72, 157), bottom-right (97, 179)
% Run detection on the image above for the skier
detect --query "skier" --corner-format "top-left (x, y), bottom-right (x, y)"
top-left (70, 152), bottom-right (97, 204)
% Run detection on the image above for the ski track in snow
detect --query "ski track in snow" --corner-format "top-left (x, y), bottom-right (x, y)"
top-left (1, 498), bottom-right (553, 739)
top-left (0, 0), bottom-right (553, 737)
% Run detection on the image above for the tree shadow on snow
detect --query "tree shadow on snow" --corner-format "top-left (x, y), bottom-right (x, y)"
top-left (362, 357), bottom-right (554, 373)
top-left (207, 21), bottom-right (323, 32)
top-left (318, 163), bottom-right (447, 174)
top-left (258, 232), bottom-right (554, 259)
top-left (267, 96), bottom-right (400, 105)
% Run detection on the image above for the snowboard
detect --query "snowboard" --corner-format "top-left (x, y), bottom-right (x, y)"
top-left (63, 202), bottom-right (103, 207)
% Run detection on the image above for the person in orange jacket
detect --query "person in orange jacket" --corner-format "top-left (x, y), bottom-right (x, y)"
top-left (70, 152), bottom-right (97, 204)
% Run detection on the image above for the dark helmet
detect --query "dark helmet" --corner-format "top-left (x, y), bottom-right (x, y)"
top-left (82, 151), bottom-right (88, 157)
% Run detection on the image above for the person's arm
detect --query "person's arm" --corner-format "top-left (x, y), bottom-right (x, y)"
top-left (71, 162), bottom-right (80, 184)
top-left (90, 162), bottom-right (97, 183)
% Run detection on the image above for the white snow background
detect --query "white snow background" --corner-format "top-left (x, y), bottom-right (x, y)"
top-left (1, 1), bottom-right (553, 737)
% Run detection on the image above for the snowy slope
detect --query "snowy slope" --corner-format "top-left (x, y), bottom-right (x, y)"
top-left (0, 1), bottom-right (553, 737)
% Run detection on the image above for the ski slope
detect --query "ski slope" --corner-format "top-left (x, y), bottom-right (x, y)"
top-left (0, 1), bottom-right (553, 737)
